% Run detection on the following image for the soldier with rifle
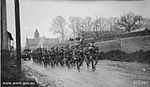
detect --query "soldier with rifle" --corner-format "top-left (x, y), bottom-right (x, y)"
top-left (50, 47), bottom-right (56, 68)
top-left (88, 41), bottom-right (99, 71)
top-left (74, 42), bottom-right (84, 72)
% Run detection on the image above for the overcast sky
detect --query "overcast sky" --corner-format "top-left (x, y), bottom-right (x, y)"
top-left (6, 0), bottom-right (150, 47)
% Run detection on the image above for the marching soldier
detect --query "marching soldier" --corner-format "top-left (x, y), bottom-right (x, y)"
top-left (88, 41), bottom-right (99, 71)
top-left (64, 45), bottom-right (71, 68)
top-left (50, 47), bottom-right (56, 68)
top-left (75, 42), bottom-right (84, 72)
top-left (84, 43), bottom-right (91, 68)
top-left (55, 47), bottom-right (59, 66)
top-left (59, 47), bottom-right (65, 67)
top-left (69, 46), bottom-right (76, 67)
top-left (43, 49), bottom-right (49, 67)
top-left (36, 47), bottom-right (43, 64)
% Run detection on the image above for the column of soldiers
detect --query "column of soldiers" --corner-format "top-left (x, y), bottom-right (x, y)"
top-left (23, 41), bottom-right (100, 72)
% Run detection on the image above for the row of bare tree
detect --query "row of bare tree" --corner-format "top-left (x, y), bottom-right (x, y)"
top-left (49, 12), bottom-right (145, 42)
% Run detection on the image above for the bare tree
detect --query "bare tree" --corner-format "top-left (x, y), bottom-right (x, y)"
top-left (92, 17), bottom-right (109, 38)
top-left (108, 17), bottom-right (122, 34)
top-left (69, 16), bottom-right (77, 38)
top-left (69, 16), bottom-right (92, 39)
top-left (117, 12), bottom-right (143, 32)
top-left (50, 16), bottom-right (66, 41)
top-left (85, 17), bottom-right (92, 31)
top-left (75, 17), bottom-right (86, 38)
top-left (92, 18), bottom-right (100, 38)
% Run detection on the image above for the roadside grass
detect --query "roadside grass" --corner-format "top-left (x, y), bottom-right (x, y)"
top-left (99, 49), bottom-right (150, 64)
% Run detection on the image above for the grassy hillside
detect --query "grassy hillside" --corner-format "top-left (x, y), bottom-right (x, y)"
top-left (99, 49), bottom-right (150, 64)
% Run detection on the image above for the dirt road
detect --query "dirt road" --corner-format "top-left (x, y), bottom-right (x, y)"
top-left (22, 60), bottom-right (150, 87)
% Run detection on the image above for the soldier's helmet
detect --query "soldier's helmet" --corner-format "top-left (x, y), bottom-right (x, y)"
top-left (91, 41), bottom-right (95, 44)
top-left (80, 41), bottom-right (83, 44)
top-left (65, 45), bottom-right (69, 49)
top-left (95, 47), bottom-right (99, 50)
top-left (75, 44), bottom-right (79, 48)
top-left (86, 43), bottom-right (90, 47)
top-left (51, 47), bottom-right (54, 49)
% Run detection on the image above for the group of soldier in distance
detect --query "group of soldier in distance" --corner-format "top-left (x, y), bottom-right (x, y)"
top-left (22, 41), bottom-right (100, 72)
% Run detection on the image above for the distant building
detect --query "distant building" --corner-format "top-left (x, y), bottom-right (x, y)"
top-left (25, 29), bottom-right (59, 50)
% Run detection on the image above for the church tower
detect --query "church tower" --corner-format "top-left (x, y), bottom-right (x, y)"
top-left (34, 29), bottom-right (39, 39)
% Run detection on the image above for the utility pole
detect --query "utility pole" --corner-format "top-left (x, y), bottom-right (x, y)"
top-left (1, 0), bottom-right (8, 50)
top-left (14, 0), bottom-right (21, 81)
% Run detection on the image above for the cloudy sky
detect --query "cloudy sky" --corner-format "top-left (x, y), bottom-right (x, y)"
top-left (6, 0), bottom-right (150, 47)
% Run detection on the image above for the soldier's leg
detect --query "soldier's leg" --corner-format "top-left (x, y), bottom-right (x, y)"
top-left (51, 60), bottom-right (54, 68)
top-left (40, 57), bottom-right (42, 64)
top-left (37, 56), bottom-right (40, 64)
top-left (62, 58), bottom-right (65, 67)
top-left (71, 58), bottom-right (75, 67)
top-left (71, 57), bottom-right (75, 67)
top-left (90, 56), bottom-right (95, 71)
top-left (67, 58), bottom-right (71, 68)
top-left (45, 58), bottom-right (48, 67)
top-left (94, 55), bottom-right (98, 67)
top-left (39, 56), bottom-right (41, 64)
top-left (57, 57), bottom-right (59, 66)
top-left (44, 59), bottom-right (46, 67)
top-left (54, 58), bottom-right (56, 67)
top-left (53, 57), bottom-right (55, 67)
top-left (76, 58), bottom-right (80, 71)
top-left (60, 58), bottom-right (63, 67)
top-left (48, 58), bottom-right (50, 66)
top-left (92, 57), bottom-right (96, 71)
top-left (77, 56), bottom-right (83, 71)
top-left (79, 56), bottom-right (84, 68)
top-left (85, 55), bottom-right (90, 68)
top-left (77, 61), bottom-right (80, 72)
top-left (68, 59), bottom-right (71, 68)
top-left (70, 58), bottom-right (73, 67)
top-left (50, 58), bottom-right (52, 66)
top-left (56, 57), bottom-right (59, 67)
top-left (65, 58), bottom-right (69, 67)
top-left (69, 58), bottom-right (72, 67)
top-left (29, 54), bottom-right (31, 60)
top-left (46, 58), bottom-right (49, 67)
top-left (69, 56), bottom-right (72, 67)
top-left (57, 57), bottom-right (60, 66)
top-left (50, 59), bottom-right (52, 67)
top-left (73, 58), bottom-right (76, 67)
top-left (91, 58), bottom-right (95, 71)
top-left (81, 55), bottom-right (84, 67)
top-left (57, 57), bottom-right (60, 67)
top-left (54, 57), bottom-right (56, 67)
